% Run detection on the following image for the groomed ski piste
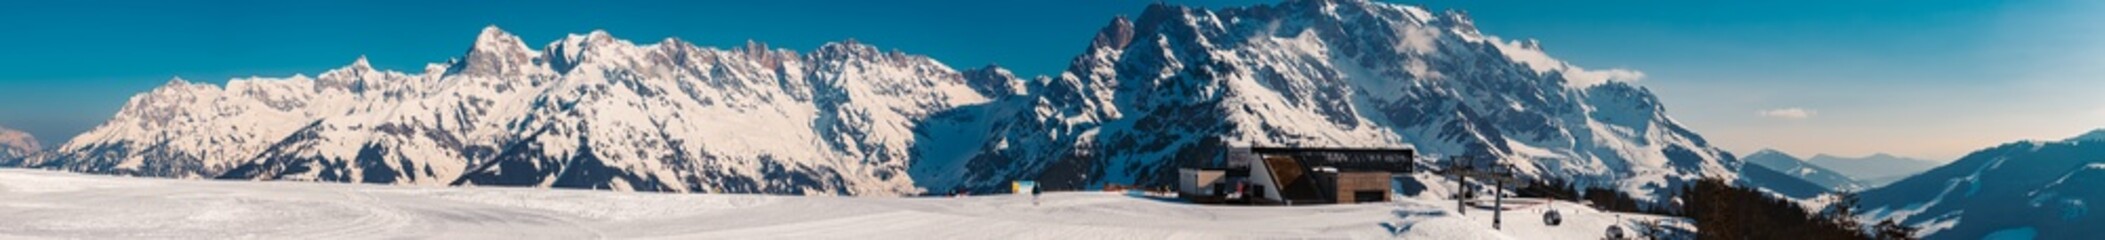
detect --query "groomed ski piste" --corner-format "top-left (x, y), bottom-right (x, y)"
top-left (0, 169), bottom-right (1687, 239)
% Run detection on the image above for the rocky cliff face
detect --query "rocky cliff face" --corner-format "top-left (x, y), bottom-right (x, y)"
top-left (919, 0), bottom-right (1737, 204)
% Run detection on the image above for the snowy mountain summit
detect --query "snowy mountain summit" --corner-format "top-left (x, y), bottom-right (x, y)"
top-left (20, 0), bottom-right (1737, 202)
top-left (0, 126), bottom-right (38, 164)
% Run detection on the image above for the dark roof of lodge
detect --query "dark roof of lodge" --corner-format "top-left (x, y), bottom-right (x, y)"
top-left (1247, 147), bottom-right (1415, 153)
top-left (1247, 147), bottom-right (1414, 173)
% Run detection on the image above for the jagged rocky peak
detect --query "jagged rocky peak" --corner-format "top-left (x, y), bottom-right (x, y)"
top-left (314, 56), bottom-right (378, 90)
top-left (472, 25), bottom-right (532, 53)
top-left (544, 29), bottom-right (636, 73)
top-left (739, 39), bottom-right (770, 53)
top-left (961, 64), bottom-right (1025, 97)
top-left (129, 77), bottom-right (221, 108)
top-left (651, 37), bottom-right (697, 53)
top-left (455, 25), bottom-right (541, 76)
top-left (0, 125), bottom-right (39, 155)
top-left (336, 56), bottom-right (377, 76)
top-left (348, 55), bottom-right (373, 70)
top-left (808, 40), bottom-right (946, 73)
top-left (154, 77), bottom-right (202, 91)
top-left (578, 29), bottom-right (618, 43)
top-left (1088, 16), bottom-right (1136, 50)
top-left (1439, 9), bottom-right (1479, 33)
top-left (812, 39), bottom-right (888, 60)
top-left (0, 125), bottom-right (36, 166)
top-left (551, 30), bottom-right (630, 55)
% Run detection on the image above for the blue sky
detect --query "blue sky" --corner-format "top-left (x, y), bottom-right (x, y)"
top-left (2, 0), bottom-right (2101, 161)
top-left (1412, 0), bottom-right (2105, 160)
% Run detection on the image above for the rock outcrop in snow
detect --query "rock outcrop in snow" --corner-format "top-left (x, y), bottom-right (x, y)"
top-left (24, 0), bottom-right (1739, 202)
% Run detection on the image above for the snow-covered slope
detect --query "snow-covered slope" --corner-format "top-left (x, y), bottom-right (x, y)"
top-left (1742, 149), bottom-right (1864, 192)
top-left (1810, 153), bottom-right (1940, 187)
top-left (0, 168), bottom-right (1688, 239)
top-left (27, 0), bottom-right (1738, 202)
top-left (0, 126), bottom-right (39, 165)
top-left (922, 0), bottom-right (1739, 205)
top-left (1858, 129), bottom-right (2105, 240)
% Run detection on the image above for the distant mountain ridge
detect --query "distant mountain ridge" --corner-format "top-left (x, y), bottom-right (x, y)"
top-left (1859, 129), bottom-right (2105, 240)
top-left (1809, 152), bottom-right (1940, 186)
top-left (1735, 158), bottom-right (1832, 200)
top-left (0, 126), bottom-right (39, 164)
top-left (1742, 149), bottom-right (1865, 192)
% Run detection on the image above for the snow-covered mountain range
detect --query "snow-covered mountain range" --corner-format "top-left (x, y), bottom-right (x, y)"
top-left (24, 27), bottom-right (994, 196)
top-left (1743, 149), bottom-right (1865, 192)
top-left (1859, 129), bottom-right (2105, 240)
top-left (0, 126), bottom-right (39, 164)
top-left (924, 0), bottom-right (1739, 204)
top-left (15, 0), bottom-right (1739, 202)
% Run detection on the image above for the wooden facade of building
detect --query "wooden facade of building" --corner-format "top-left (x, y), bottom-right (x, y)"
top-left (1180, 146), bottom-right (1413, 205)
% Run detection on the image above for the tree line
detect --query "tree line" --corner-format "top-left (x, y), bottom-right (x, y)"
top-left (1514, 177), bottom-right (1918, 240)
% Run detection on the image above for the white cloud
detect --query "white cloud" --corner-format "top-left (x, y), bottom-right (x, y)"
top-left (1757, 108), bottom-right (1815, 120)
top-left (1562, 68), bottom-right (1646, 86)
top-left (1484, 37), bottom-right (1644, 87)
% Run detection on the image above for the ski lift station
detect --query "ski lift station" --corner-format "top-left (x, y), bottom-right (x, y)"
top-left (1178, 146), bottom-right (1414, 205)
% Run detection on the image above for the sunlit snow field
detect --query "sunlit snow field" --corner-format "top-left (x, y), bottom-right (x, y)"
top-left (0, 169), bottom-right (1680, 239)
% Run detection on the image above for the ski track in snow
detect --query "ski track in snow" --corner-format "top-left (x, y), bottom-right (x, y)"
top-left (0, 169), bottom-right (1681, 239)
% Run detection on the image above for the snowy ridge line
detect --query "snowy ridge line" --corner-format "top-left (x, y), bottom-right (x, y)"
top-left (1857, 128), bottom-right (2105, 239)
